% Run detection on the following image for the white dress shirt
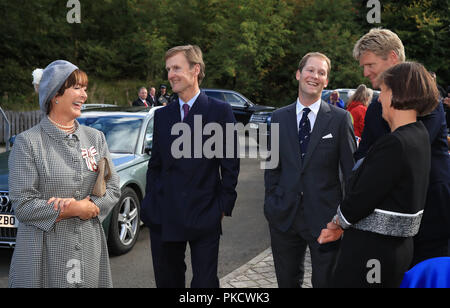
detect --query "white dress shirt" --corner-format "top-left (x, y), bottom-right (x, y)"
top-left (179, 90), bottom-right (201, 120)
top-left (296, 98), bottom-right (322, 133)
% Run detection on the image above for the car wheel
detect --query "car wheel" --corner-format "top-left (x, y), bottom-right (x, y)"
top-left (108, 187), bottom-right (141, 255)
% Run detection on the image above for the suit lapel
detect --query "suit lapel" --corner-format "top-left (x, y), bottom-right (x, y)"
top-left (285, 102), bottom-right (302, 171)
top-left (165, 100), bottom-right (182, 169)
top-left (166, 93), bottom-right (210, 169)
top-left (183, 92), bottom-right (210, 126)
top-left (301, 100), bottom-right (331, 169)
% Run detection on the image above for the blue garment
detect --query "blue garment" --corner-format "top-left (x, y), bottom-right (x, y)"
top-left (141, 92), bottom-right (240, 241)
top-left (327, 98), bottom-right (345, 109)
top-left (400, 257), bottom-right (450, 288)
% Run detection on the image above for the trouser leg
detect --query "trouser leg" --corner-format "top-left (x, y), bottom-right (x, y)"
top-left (149, 229), bottom-right (187, 288)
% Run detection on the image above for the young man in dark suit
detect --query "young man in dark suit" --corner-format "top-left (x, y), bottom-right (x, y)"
top-left (141, 45), bottom-right (240, 288)
top-left (264, 52), bottom-right (356, 288)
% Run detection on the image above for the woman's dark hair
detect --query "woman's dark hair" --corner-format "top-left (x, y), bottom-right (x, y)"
top-left (47, 69), bottom-right (88, 114)
top-left (378, 62), bottom-right (439, 116)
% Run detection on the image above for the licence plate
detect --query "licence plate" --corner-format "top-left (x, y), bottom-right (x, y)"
top-left (250, 123), bottom-right (259, 129)
top-left (0, 214), bottom-right (19, 228)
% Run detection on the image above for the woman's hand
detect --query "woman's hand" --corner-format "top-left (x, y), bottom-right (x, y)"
top-left (49, 196), bottom-right (99, 221)
top-left (75, 196), bottom-right (100, 220)
top-left (48, 197), bottom-right (75, 212)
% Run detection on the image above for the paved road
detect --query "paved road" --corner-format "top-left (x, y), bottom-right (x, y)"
top-left (0, 147), bottom-right (271, 288)
top-left (108, 155), bottom-right (270, 288)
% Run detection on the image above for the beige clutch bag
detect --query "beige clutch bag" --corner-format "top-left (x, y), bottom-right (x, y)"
top-left (92, 157), bottom-right (112, 197)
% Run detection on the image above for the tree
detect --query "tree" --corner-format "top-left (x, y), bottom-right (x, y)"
top-left (379, 0), bottom-right (449, 86)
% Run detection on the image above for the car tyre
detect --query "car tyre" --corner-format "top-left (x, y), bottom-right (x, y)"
top-left (108, 187), bottom-right (141, 256)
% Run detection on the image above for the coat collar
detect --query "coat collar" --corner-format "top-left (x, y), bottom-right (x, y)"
top-left (169, 91), bottom-right (210, 123)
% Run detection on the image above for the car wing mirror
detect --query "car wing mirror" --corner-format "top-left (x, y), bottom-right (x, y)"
top-left (9, 135), bottom-right (16, 147)
top-left (144, 144), bottom-right (152, 155)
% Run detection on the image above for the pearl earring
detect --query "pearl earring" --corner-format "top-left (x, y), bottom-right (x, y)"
top-left (55, 100), bottom-right (59, 104)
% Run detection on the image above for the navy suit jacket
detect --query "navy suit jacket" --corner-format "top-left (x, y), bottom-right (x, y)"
top-left (264, 101), bottom-right (356, 237)
top-left (353, 99), bottom-right (390, 161)
top-left (141, 92), bottom-right (240, 241)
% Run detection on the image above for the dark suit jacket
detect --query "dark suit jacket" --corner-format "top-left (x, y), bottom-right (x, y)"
top-left (354, 100), bottom-right (450, 240)
top-left (354, 99), bottom-right (390, 161)
top-left (141, 92), bottom-right (240, 241)
top-left (132, 98), bottom-right (150, 107)
top-left (146, 94), bottom-right (157, 106)
top-left (264, 100), bottom-right (356, 237)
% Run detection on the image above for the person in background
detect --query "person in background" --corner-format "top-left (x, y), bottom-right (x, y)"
top-left (132, 87), bottom-right (150, 107)
top-left (147, 86), bottom-right (157, 106)
top-left (9, 60), bottom-right (120, 288)
top-left (157, 84), bottom-right (170, 106)
top-left (347, 84), bottom-right (373, 139)
top-left (429, 72), bottom-right (447, 100)
top-left (327, 90), bottom-right (345, 109)
top-left (318, 62), bottom-right (440, 287)
top-left (352, 28), bottom-right (450, 265)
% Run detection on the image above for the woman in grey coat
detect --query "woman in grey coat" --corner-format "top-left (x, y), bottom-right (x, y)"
top-left (8, 60), bottom-right (120, 288)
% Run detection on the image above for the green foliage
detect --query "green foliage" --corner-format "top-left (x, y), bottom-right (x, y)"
top-left (378, 0), bottom-right (450, 86)
top-left (1, 0), bottom-right (448, 111)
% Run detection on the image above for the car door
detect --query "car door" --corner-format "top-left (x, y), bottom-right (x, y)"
top-left (222, 92), bottom-right (252, 124)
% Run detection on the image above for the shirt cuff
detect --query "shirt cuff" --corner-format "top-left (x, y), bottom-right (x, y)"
top-left (337, 205), bottom-right (352, 229)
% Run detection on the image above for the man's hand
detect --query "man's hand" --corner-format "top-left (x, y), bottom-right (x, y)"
top-left (317, 221), bottom-right (344, 244)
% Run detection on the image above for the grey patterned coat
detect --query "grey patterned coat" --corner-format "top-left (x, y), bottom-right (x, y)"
top-left (8, 116), bottom-right (120, 288)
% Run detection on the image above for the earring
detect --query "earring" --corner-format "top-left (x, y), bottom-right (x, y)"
top-left (55, 100), bottom-right (59, 104)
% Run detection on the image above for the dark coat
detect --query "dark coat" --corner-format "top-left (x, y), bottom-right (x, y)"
top-left (141, 92), bottom-right (240, 241)
top-left (146, 94), bottom-right (157, 107)
top-left (132, 98), bottom-right (150, 107)
top-left (354, 100), bottom-right (450, 242)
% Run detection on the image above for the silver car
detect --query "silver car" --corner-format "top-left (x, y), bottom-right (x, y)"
top-left (0, 106), bottom-right (162, 255)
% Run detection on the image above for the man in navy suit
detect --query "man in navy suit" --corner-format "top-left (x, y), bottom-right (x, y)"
top-left (141, 45), bottom-right (240, 288)
top-left (264, 52), bottom-right (356, 288)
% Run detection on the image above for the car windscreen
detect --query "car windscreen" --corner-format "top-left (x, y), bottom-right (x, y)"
top-left (78, 116), bottom-right (143, 154)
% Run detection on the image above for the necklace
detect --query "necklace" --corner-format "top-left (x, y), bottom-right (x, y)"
top-left (48, 116), bottom-right (76, 134)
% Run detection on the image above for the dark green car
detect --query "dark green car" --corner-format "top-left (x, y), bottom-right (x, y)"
top-left (0, 106), bottom-right (161, 255)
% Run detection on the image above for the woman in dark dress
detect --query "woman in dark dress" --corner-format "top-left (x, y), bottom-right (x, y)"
top-left (318, 62), bottom-right (440, 288)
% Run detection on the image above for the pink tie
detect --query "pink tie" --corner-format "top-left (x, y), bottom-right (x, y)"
top-left (182, 103), bottom-right (190, 121)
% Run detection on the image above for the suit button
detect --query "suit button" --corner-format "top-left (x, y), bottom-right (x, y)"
top-left (75, 243), bottom-right (82, 250)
